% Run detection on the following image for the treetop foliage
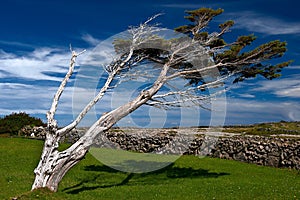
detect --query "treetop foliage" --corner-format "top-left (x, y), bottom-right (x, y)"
top-left (174, 8), bottom-right (292, 84)
top-left (112, 8), bottom-right (292, 89)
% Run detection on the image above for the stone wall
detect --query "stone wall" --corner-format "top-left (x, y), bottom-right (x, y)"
top-left (23, 126), bottom-right (300, 170)
top-left (18, 125), bottom-right (78, 141)
top-left (18, 125), bottom-right (47, 138)
top-left (207, 135), bottom-right (300, 169)
top-left (91, 130), bottom-right (300, 170)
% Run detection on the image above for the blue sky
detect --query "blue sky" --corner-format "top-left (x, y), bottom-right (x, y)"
top-left (0, 0), bottom-right (300, 127)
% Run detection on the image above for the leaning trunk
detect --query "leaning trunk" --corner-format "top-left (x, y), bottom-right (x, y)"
top-left (32, 131), bottom-right (88, 192)
top-left (32, 62), bottom-right (169, 192)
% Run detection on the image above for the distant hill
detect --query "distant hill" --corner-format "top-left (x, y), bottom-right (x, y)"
top-left (0, 112), bottom-right (46, 136)
top-left (223, 121), bottom-right (300, 136)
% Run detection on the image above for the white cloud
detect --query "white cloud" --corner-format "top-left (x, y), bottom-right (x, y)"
top-left (275, 87), bottom-right (300, 98)
top-left (228, 11), bottom-right (300, 35)
top-left (288, 66), bottom-right (300, 70)
top-left (225, 98), bottom-right (300, 123)
top-left (81, 33), bottom-right (101, 46)
top-left (0, 34), bottom-right (122, 127)
top-left (0, 48), bottom-right (70, 81)
top-left (253, 76), bottom-right (300, 98)
top-left (30, 47), bottom-right (60, 59)
top-left (0, 82), bottom-right (83, 118)
top-left (0, 35), bottom-right (114, 125)
top-left (0, 83), bottom-right (53, 115)
top-left (0, 50), bottom-right (16, 59)
top-left (1, 31), bottom-right (299, 127)
top-left (0, 40), bottom-right (35, 49)
top-left (160, 4), bottom-right (300, 36)
top-left (238, 94), bottom-right (256, 98)
top-left (214, 76), bottom-right (300, 124)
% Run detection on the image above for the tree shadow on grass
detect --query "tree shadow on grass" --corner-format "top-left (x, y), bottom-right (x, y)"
top-left (63, 160), bottom-right (229, 194)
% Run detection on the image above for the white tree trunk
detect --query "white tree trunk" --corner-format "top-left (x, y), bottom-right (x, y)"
top-left (31, 61), bottom-right (169, 192)
top-left (31, 130), bottom-right (88, 191)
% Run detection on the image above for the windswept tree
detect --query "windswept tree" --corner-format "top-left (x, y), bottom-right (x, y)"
top-left (32, 8), bottom-right (291, 191)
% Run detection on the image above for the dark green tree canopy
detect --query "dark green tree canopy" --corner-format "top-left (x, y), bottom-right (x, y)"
top-left (113, 7), bottom-right (291, 87)
top-left (175, 8), bottom-right (292, 84)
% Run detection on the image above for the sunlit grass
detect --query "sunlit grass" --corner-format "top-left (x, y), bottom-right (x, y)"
top-left (1, 138), bottom-right (299, 200)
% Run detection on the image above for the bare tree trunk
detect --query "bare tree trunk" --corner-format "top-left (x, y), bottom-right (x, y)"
top-left (31, 130), bottom-right (88, 192)
top-left (31, 61), bottom-right (169, 192)
top-left (32, 152), bottom-right (87, 192)
top-left (31, 15), bottom-right (174, 192)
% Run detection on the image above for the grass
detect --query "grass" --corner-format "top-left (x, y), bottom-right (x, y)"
top-left (0, 137), bottom-right (299, 200)
top-left (223, 121), bottom-right (300, 136)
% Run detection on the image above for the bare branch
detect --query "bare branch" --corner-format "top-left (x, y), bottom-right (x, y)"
top-left (57, 17), bottom-right (162, 135)
top-left (57, 51), bottom-right (136, 136)
top-left (47, 48), bottom-right (85, 128)
top-left (57, 16), bottom-right (165, 135)
top-left (143, 13), bottom-right (163, 25)
top-left (148, 87), bottom-right (226, 110)
top-left (166, 62), bottom-right (223, 80)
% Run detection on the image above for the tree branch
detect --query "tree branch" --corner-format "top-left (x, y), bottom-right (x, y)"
top-left (47, 48), bottom-right (86, 129)
top-left (57, 15), bottom-right (162, 136)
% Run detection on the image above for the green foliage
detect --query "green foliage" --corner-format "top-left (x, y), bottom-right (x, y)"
top-left (1, 138), bottom-right (299, 199)
top-left (112, 39), bottom-right (132, 54)
top-left (113, 7), bottom-right (291, 92)
top-left (0, 112), bottom-right (46, 135)
top-left (175, 8), bottom-right (224, 33)
top-left (174, 7), bottom-right (292, 85)
top-left (219, 20), bottom-right (235, 31)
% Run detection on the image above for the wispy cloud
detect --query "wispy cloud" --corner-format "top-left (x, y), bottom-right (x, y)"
top-left (0, 83), bottom-right (53, 115)
top-left (0, 82), bottom-right (79, 122)
top-left (252, 75), bottom-right (300, 98)
top-left (288, 66), bottom-right (300, 70)
top-left (0, 48), bottom-right (71, 81)
top-left (0, 31), bottom-right (118, 121)
top-left (159, 4), bottom-right (300, 36)
top-left (1, 32), bottom-right (299, 126)
top-left (237, 94), bottom-right (256, 98)
top-left (225, 98), bottom-right (300, 123)
top-left (0, 40), bottom-right (36, 49)
top-left (0, 50), bottom-right (16, 59)
top-left (228, 11), bottom-right (300, 35)
top-left (0, 39), bottom-right (113, 125)
top-left (81, 33), bottom-right (101, 46)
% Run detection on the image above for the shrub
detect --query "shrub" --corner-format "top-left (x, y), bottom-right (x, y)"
top-left (0, 112), bottom-right (46, 136)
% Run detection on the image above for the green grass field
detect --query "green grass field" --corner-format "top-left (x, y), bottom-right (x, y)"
top-left (223, 121), bottom-right (300, 136)
top-left (0, 137), bottom-right (299, 200)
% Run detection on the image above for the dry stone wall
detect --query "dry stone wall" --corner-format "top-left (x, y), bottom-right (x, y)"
top-left (94, 130), bottom-right (300, 170)
top-left (82, 129), bottom-right (300, 170)
top-left (208, 135), bottom-right (300, 169)
top-left (23, 126), bottom-right (300, 170)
